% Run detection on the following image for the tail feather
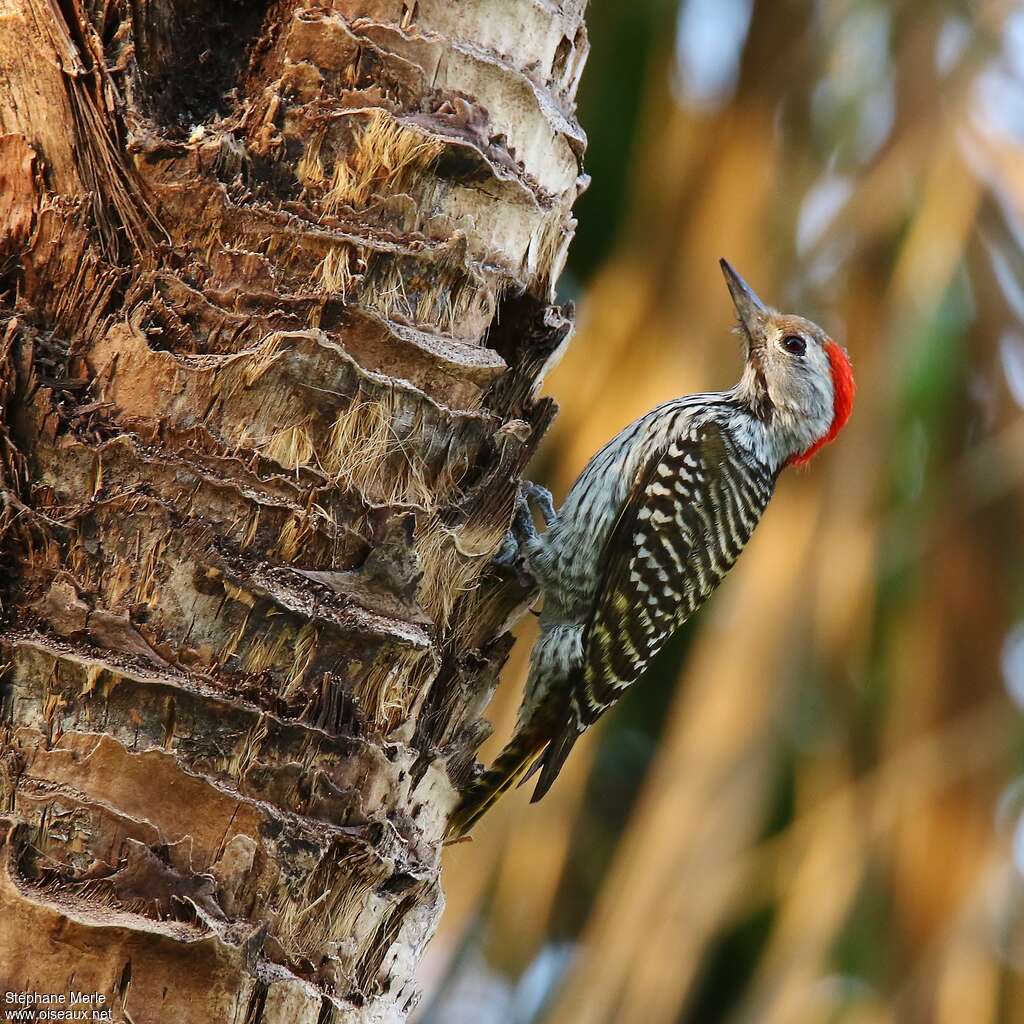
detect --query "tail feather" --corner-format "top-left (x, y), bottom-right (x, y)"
top-left (529, 726), bottom-right (581, 804)
top-left (446, 728), bottom-right (548, 839)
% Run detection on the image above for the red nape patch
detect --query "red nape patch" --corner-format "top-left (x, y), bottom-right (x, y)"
top-left (790, 340), bottom-right (856, 467)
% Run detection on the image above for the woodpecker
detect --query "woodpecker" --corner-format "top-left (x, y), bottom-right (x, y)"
top-left (448, 260), bottom-right (855, 837)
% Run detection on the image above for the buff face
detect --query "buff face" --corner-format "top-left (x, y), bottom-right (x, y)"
top-left (723, 261), bottom-right (855, 466)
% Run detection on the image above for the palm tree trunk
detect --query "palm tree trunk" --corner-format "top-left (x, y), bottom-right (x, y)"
top-left (0, 1), bottom-right (587, 1019)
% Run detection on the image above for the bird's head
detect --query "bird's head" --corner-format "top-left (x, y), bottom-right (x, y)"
top-left (720, 258), bottom-right (855, 467)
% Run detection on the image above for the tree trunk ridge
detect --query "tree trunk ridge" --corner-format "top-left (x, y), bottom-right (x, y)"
top-left (0, 1), bottom-right (588, 1019)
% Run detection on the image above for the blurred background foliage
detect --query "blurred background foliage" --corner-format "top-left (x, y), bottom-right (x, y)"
top-left (420, 0), bottom-right (1024, 1021)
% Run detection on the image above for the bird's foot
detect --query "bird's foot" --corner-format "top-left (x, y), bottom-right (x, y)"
top-left (494, 486), bottom-right (534, 563)
top-left (493, 529), bottom-right (521, 568)
top-left (492, 481), bottom-right (554, 588)
top-left (523, 481), bottom-right (556, 527)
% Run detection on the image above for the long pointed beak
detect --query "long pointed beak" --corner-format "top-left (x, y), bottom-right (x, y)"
top-left (720, 258), bottom-right (768, 349)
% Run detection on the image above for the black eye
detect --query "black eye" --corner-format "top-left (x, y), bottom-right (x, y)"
top-left (782, 335), bottom-right (806, 356)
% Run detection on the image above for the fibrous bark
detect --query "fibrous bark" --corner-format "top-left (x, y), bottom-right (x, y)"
top-left (0, 1), bottom-right (587, 1020)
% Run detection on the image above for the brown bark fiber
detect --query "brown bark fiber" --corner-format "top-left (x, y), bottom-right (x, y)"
top-left (0, 1), bottom-right (588, 1020)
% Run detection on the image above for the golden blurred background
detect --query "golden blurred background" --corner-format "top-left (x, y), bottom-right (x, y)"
top-left (421, 1), bottom-right (1024, 1020)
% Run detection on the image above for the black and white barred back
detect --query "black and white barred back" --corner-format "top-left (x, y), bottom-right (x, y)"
top-left (575, 415), bottom-right (777, 723)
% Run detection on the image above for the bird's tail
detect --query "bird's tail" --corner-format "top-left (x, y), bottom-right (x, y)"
top-left (527, 724), bottom-right (581, 805)
top-left (446, 727), bottom-right (549, 840)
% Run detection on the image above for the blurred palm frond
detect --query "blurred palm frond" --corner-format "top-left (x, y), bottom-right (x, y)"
top-left (422, 3), bottom-right (1024, 1022)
